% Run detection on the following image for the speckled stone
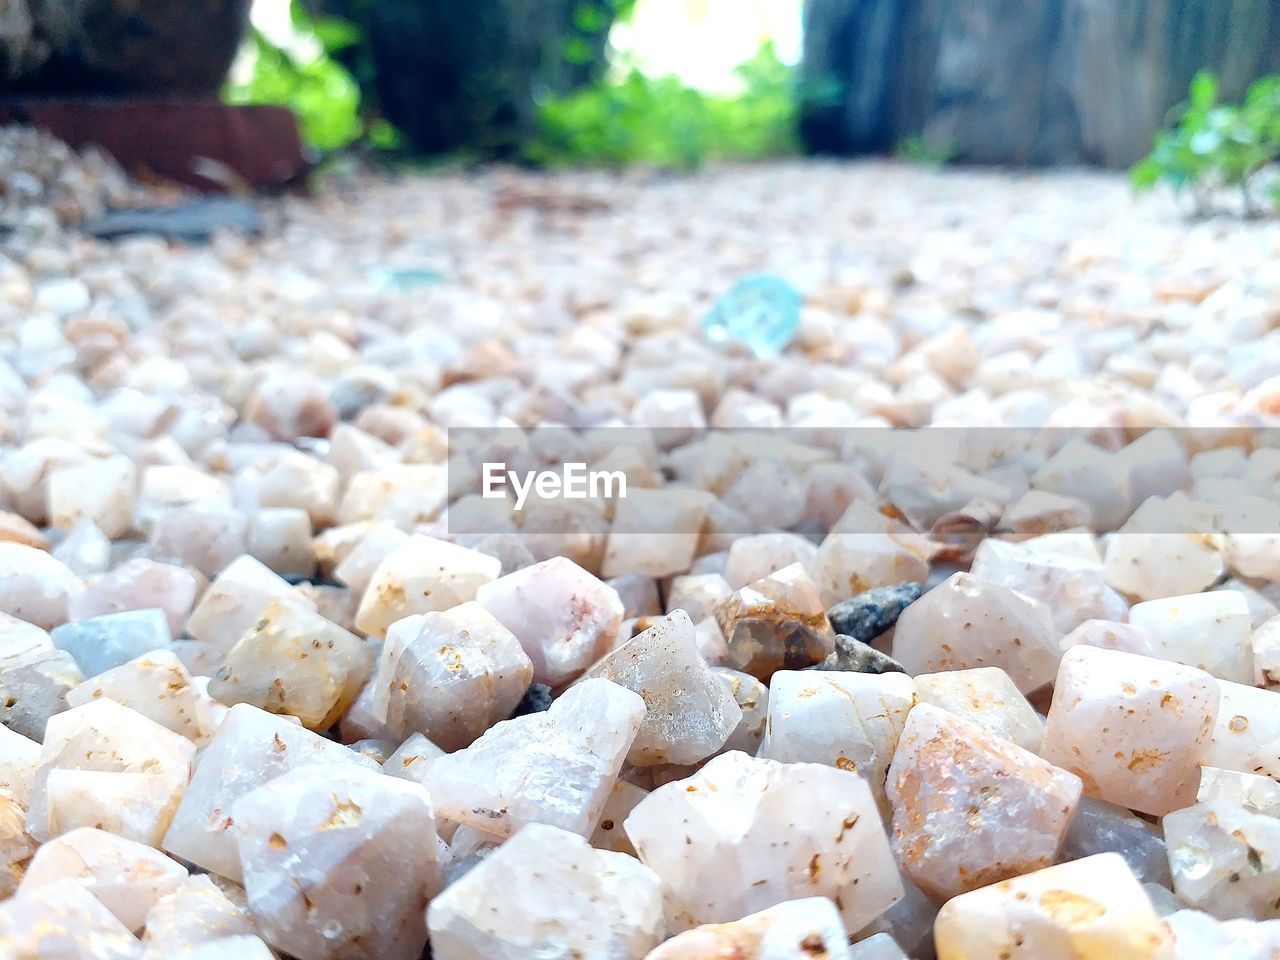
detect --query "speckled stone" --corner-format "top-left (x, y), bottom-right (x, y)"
top-left (1199, 679), bottom-right (1280, 780)
top-left (810, 634), bottom-right (907, 675)
top-left (1164, 802), bottom-right (1280, 921)
top-left (913, 667), bottom-right (1044, 753)
top-left (645, 897), bottom-right (854, 960)
top-left (715, 563), bottom-right (835, 681)
top-left (0, 877), bottom-right (141, 959)
top-left (827, 583), bottom-right (922, 643)
top-left (66, 649), bottom-right (215, 744)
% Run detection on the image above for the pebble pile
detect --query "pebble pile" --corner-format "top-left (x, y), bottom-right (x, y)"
top-left (1, 126), bottom-right (1280, 958)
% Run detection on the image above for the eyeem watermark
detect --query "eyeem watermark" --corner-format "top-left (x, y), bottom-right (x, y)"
top-left (482, 462), bottom-right (627, 511)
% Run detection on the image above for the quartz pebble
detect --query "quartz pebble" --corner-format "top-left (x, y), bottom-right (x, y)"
top-left (644, 897), bottom-right (854, 960)
top-left (0, 723), bottom-right (40, 806)
top-left (760, 670), bottom-right (917, 818)
top-left (625, 750), bottom-right (903, 934)
top-left (1041, 645), bottom-right (1219, 816)
top-left (141, 875), bottom-right (255, 952)
top-left (370, 601), bottom-right (532, 748)
top-left (0, 877), bottom-right (141, 959)
top-left (187, 554), bottom-right (314, 654)
top-left (715, 563), bottom-right (835, 681)
top-left (913, 667), bottom-right (1044, 753)
top-left (1127, 591), bottom-right (1254, 684)
top-left (1198, 678), bottom-right (1280, 780)
top-left (1164, 802), bottom-right (1280, 921)
top-left (429, 822), bottom-right (664, 960)
top-left (1197, 766), bottom-right (1280, 816)
top-left (233, 765), bottom-right (442, 960)
top-left (0, 542), bottom-right (82, 629)
top-left (970, 537), bottom-right (1126, 633)
top-left (0, 790), bottom-right (33, 897)
top-left (66, 649), bottom-right (215, 744)
top-left (422, 677), bottom-right (643, 838)
top-left (69, 558), bottom-right (196, 638)
top-left (714, 667), bottom-right (769, 755)
top-left (932, 852), bottom-right (1173, 960)
top-left (476, 555), bottom-right (623, 687)
top-left (886, 703), bottom-right (1081, 901)
top-left (1164, 909), bottom-right (1280, 960)
top-left (582, 610), bottom-right (741, 766)
top-left (52, 608), bottom-right (172, 678)
top-left (1060, 795), bottom-right (1172, 886)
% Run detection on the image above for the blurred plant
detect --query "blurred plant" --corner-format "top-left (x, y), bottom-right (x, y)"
top-left (1132, 71), bottom-right (1280, 216)
top-left (222, 1), bottom-right (366, 152)
top-left (525, 41), bottom-right (798, 169)
top-left (895, 135), bottom-right (956, 167)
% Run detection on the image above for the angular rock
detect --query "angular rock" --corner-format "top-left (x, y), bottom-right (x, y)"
top-left (355, 534), bottom-right (501, 639)
top-left (381, 733), bottom-right (446, 784)
top-left (892, 572), bottom-right (1061, 695)
top-left (666, 573), bottom-right (734, 624)
top-left (1104, 532), bottom-right (1224, 602)
top-left (172, 933), bottom-right (275, 959)
top-left (245, 507), bottom-right (316, 578)
top-left (141, 875), bottom-right (254, 951)
top-left (19, 827), bottom-right (187, 931)
top-left (0, 723), bottom-right (39, 806)
top-left (722, 533), bottom-right (820, 590)
top-left (333, 524), bottom-right (409, 595)
top-left (0, 877), bottom-right (141, 959)
top-left (970, 537), bottom-right (1126, 633)
top-left (27, 699), bottom-right (195, 846)
top-left (0, 789), bottom-right (34, 897)
top-left (52, 609), bottom-right (172, 678)
top-left (49, 455), bottom-right (137, 540)
top-left (1198, 766), bottom-right (1280, 817)
top-left (1060, 795), bottom-right (1172, 887)
top-left (913, 667), bottom-right (1044, 753)
top-left (149, 505), bottom-right (247, 579)
top-left (208, 597), bottom-right (373, 730)
top-left (186, 555), bottom-right (315, 654)
top-left (1041, 646), bottom-right (1219, 816)
top-left (601, 487), bottom-right (713, 579)
top-left (0, 542), bottom-right (82, 629)
top-left (886, 703), bottom-right (1081, 901)
top-left (582, 610), bottom-right (740, 766)
top-left (1254, 614), bottom-right (1280, 689)
top-left (428, 822), bottom-right (664, 960)
top-left (589, 779), bottom-right (648, 856)
top-left (370, 600), bottom-right (531, 748)
top-left (812, 533), bottom-right (929, 610)
top-left (811, 633), bottom-right (906, 675)
top-left (53, 518), bottom-right (112, 577)
top-left (1165, 802), bottom-right (1280, 921)
top-left (510, 681), bottom-right (554, 716)
top-left (932, 853), bottom-right (1173, 960)
top-left (0, 641), bottom-right (83, 741)
top-left (715, 667), bottom-right (769, 756)
top-left (69, 559), bottom-right (197, 638)
top-left (716, 563), bottom-right (835, 681)
top-left (66, 649), bottom-right (215, 744)
top-left (233, 765), bottom-right (442, 960)
top-left (1127, 591), bottom-right (1254, 684)
top-left (761, 670), bottom-right (917, 819)
top-left (162, 703), bottom-right (377, 881)
top-left (827, 583), bottom-right (922, 643)
top-left (625, 751), bottom-right (903, 934)
top-left (1058, 618), bottom-right (1158, 658)
top-left (645, 897), bottom-right (853, 960)
top-left (476, 555), bottom-right (623, 687)
top-left (1200, 679), bottom-right (1280, 780)
top-left (421, 678), bottom-right (643, 838)
top-left (1164, 908), bottom-right (1280, 960)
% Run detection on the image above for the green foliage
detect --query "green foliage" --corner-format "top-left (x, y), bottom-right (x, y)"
top-left (895, 135), bottom-right (956, 167)
top-left (222, 2), bottom-right (365, 152)
top-left (525, 41), bottom-right (799, 169)
top-left (1132, 71), bottom-right (1280, 215)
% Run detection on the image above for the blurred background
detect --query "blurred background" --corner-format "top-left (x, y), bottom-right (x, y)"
top-left (1, 0), bottom-right (1279, 207)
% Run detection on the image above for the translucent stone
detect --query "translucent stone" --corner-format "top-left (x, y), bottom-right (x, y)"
top-left (162, 703), bottom-right (378, 881)
top-left (335, 463), bottom-right (447, 528)
top-left (19, 827), bottom-right (187, 931)
top-left (601, 487), bottom-right (714, 580)
top-left (53, 518), bottom-right (112, 576)
top-left (702, 274), bottom-right (802, 358)
top-left (208, 597), bottom-right (373, 730)
top-left (892, 572), bottom-right (1060, 695)
top-left (1060, 796), bottom-right (1172, 886)
top-left (427, 822), bottom-right (664, 960)
top-left (1256, 614), bottom-right (1280, 689)
top-left (66, 649), bottom-right (215, 744)
top-left (589, 779), bottom-right (648, 856)
top-left (0, 510), bottom-right (49, 550)
top-left (886, 703), bottom-right (1080, 901)
top-left (1198, 766), bottom-right (1280, 816)
top-left (1164, 802), bottom-right (1280, 921)
top-left (854, 877), bottom-right (938, 960)
top-left (233, 765), bottom-right (441, 960)
top-left (970, 537), bottom-right (1126, 633)
top-left (233, 450), bottom-right (340, 528)
top-left (666, 573), bottom-right (734, 623)
top-left (49, 454), bottom-right (137, 539)
top-left (849, 932), bottom-right (909, 960)
top-left (421, 678), bottom-right (643, 838)
top-left (0, 642), bottom-right (83, 741)
top-left (1199, 679), bottom-right (1280, 780)
top-left (52, 609), bottom-right (172, 678)
top-left (141, 875), bottom-right (254, 951)
top-left (370, 601), bottom-right (532, 749)
top-left (715, 563), bottom-right (835, 681)
top-left (149, 505), bottom-right (248, 578)
top-left (760, 670), bottom-right (917, 819)
top-left (241, 369), bottom-right (337, 441)
top-left (27, 699), bottom-right (195, 845)
top-left (812, 533), bottom-right (929, 610)
top-left (582, 610), bottom-right (740, 766)
top-left (1030, 440), bottom-right (1133, 530)
top-left (1059, 618), bottom-right (1157, 658)
top-left (1165, 909), bottom-right (1280, 959)
top-left (1127, 591), bottom-right (1254, 684)
top-left (70, 559), bottom-right (197, 638)
top-left (715, 667), bottom-right (769, 756)
top-left (0, 789), bottom-right (33, 896)
top-left (0, 723), bottom-right (39, 806)
top-left (0, 877), bottom-right (141, 959)
top-left (913, 668), bottom-right (1044, 753)
top-left (476, 556), bottom-right (624, 687)
top-left (0, 542), bottom-right (82, 629)
top-left (381, 732), bottom-right (445, 784)
top-left (186, 555), bottom-right (315, 654)
top-left (135, 466), bottom-right (231, 535)
top-left (722, 533), bottom-right (820, 590)
top-left (607, 572), bottom-right (663, 619)
top-left (333, 524), bottom-right (409, 595)
top-left (1104, 532), bottom-right (1224, 602)
top-left (1041, 646), bottom-right (1219, 816)
top-left (1000, 490), bottom-right (1091, 537)
top-left (625, 751), bottom-right (903, 934)
top-left (932, 853), bottom-right (1173, 960)
top-left (646, 897), bottom-right (853, 960)
top-left (354, 534), bottom-right (501, 639)
top-left (245, 507), bottom-right (315, 577)
top-left (337, 677), bottom-right (396, 743)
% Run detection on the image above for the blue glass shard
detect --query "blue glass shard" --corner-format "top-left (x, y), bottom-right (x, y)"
top-left (702, 274), bottom-right (801, 358)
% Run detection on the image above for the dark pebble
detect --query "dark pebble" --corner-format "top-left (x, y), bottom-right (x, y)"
top-left (809, 633), bottom-right (907, 674)
top-left (826, 582), bottom-right (923, 643)
top-left (510, 682), bottom-right (554, 717)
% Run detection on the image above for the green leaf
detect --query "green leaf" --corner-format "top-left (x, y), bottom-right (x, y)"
top-left (1190, 71), bottom-right (1218, 110)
